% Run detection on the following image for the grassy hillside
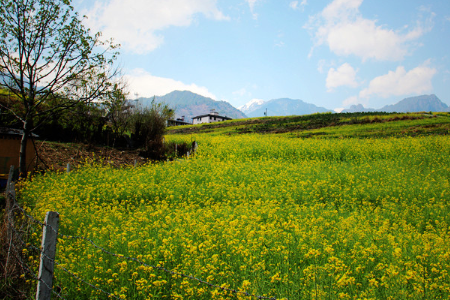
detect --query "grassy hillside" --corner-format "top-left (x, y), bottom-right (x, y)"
top-left (167, 111), bottom-right (450, 138)
top-left (14, 112), bottom-right (450, 299)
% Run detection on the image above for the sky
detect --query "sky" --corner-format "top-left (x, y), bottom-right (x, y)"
top-left (74, 0), bottom-right (450, 112)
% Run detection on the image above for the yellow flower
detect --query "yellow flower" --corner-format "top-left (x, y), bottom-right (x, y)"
top-left (241, 280), bottom-right (251, 289)
top-left (271, 273), bottom-right (281, 283)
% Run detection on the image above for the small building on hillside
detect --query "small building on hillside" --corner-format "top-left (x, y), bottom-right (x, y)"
top-left (0, 128), bottom-right (37, 183)
top-left (167, 116), bottom-right (192, 127)
top-left (192, 109), bottom-right (232, 125)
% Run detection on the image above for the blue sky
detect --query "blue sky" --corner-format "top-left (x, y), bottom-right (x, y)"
top-left (75, 0), bottom-right (450, 111)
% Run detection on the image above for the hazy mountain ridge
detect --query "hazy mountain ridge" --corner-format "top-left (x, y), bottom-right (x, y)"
top-left (136, 90), bottom-right (247, 122)
top-left (240, 98), bottom-right (331, 117)
top-left (342, 95), bottom-right (447, 113)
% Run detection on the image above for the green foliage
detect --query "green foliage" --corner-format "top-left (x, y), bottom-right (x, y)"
top-left (36, 101), bottom-right (107, 144)
top-left (162, 140), bottom-right (197, 160)
top-left (0, 0), bottom-right (120, 174)
top-left (131, 100), bottom-right (174, 160)
top-left (104, 83), bottom-right (133, 146)
top-left (32, 95), bottom-right (178, 153)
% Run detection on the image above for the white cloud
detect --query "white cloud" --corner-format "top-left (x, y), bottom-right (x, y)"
top-left (246, 0), bottom-right (260, 19)
top-left (341, 95), bottom-right (369, 109)
top-left (232, 88), bottom-right (249, 97)
top-left (289, 1), bottom-right (298, 10)
top-left (343, 95), bottom-right (359, 106)
top-left (274, 31), bottom-right (285, 47)
top-left (359, 63), bottom-right (437, 98)
top-left (317, 59), bottom-right (326, 73)
top-left (83, 0), bottom-right (229, 54)
top-left (305, 0), bottom-right (433, 61)
top-left (290, 1), bottom-right (307, 11)
top-left (326, 63), bottom-right (358, 91)
top-left (124, 68), bottom-right (217, 99)
top-left (326, 20), bottom-right (407, 61)
top-left (321, 0), bottom-right (362, 21)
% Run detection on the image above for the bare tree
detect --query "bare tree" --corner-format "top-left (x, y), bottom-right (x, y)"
top-left (0, 0), bottom-right (120, 175)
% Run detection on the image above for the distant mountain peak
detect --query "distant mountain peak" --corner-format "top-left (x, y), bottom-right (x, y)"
top-left (239, 99), bottom-right (266, 113)
top-left (136, 90), bottom-right (247, 122)
top-left (342, 94), bottom-right (448, 113)
top-left (342, 104), bottom-right (375, 113)
top-left (351, 104), bottom-right (365, 110)
top-left (240, 97), bottom-right (330, 117)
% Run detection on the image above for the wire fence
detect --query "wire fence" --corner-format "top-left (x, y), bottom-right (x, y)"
top-left (4, 183), bottom-right (281, 300)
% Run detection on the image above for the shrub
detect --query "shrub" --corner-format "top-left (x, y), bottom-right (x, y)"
top-left (131, 100), bottom-right (173, 160)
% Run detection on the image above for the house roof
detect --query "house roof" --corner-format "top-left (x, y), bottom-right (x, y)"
top-left (167, 119), bottom-right (192, 125)
top-left (0, 127), bottom-right (39, 137)
top-left (193, 113), bottom-right (232, 120)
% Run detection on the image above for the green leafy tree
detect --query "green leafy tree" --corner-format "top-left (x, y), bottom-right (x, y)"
top-left (0, 0), bottom-right (120, 175)
top-left (104, 82), bottom-right (132, 147)
top-left (131, 99), bottom-right (174, 160)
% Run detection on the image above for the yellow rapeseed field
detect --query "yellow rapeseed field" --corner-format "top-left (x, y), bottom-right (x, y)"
top-left (20, 134), bottom-right (450, 299)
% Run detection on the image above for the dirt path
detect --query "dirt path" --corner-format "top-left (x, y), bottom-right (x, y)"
top-left (34, 140), bottom-right (146, 172)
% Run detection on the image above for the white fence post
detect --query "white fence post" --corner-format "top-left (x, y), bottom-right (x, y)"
top-left (36, 211), bottom-right (60, 300)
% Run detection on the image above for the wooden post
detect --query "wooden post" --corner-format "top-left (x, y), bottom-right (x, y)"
top-left (5, 165), bottom-right (15, 211)
top-left (5, 166), bottom-right (16, 238)
top-left (36, 211), bottom-right (59, 300)
top-left (4, 166), bottom-right (15, 279)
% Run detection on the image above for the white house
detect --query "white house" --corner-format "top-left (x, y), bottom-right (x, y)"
top-left (192, 109), bottom-right (232, 125)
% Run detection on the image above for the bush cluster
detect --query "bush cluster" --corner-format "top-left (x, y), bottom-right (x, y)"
top-left (1, 91), bottom-right (181, 160)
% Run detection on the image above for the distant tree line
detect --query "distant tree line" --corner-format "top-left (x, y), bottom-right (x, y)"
top-left (0, 89), bottom-right (180, 160)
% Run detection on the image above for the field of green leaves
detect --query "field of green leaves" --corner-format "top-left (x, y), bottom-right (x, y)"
top-left (19, 113), bottom-right (450, 299)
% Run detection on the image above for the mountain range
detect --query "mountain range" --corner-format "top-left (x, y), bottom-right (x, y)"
top-left (239, 98), bottom-right (331, 117)
top-left (136, 90), bottom-right (246, 122)
top-left (135, 91), bottom-right (449, 121)
top-left (341, 94), bottom-right (449, 113)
